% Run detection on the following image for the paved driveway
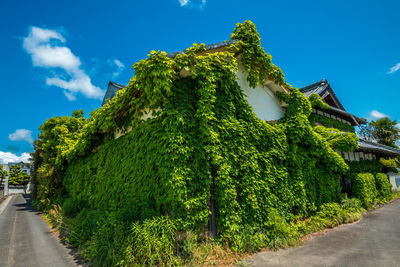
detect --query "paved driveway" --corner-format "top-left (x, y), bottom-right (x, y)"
top-left (0, 194), bottom-right (82, 267)
top-left (248, 199), bottom-right (400, 267)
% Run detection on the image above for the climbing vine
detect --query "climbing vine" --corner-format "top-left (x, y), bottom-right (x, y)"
top-left (33, 21), bottom-right (361, 265)
top-left (309, 113), bottom-right (355, 132)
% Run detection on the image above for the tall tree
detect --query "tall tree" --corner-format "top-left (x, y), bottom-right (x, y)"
top-left (358, 117), bottom-right (400, 148)
top-left (9, 165), bottom-right (30, 185)
top-left (31, 110), bottom-right (87, 205)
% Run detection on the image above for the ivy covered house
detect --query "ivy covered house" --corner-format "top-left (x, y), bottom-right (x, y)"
top-left (103, 40), bottom-right (288, 123)
top-left (300, 79), bottom-right (400, 159)
top-left (31, 22), bottom-right (397, 265)
top-left (102, 49), bottom-right (400, 192)
top-left (300, 79), bottom-right (400, 190)
top-left (62, 21), bottom-right (353, 239)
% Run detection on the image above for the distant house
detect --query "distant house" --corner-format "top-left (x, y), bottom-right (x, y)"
top-left (299, 79), bottom-right (400, 160)
top-left (102, 81), bottom-right (125, 106)
top-left (300, 79), bottom-right (400, 191)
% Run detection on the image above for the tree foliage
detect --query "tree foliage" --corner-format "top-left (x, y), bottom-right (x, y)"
top-left (31, 110), bottom-right (87, 206)
top-left (358, 117), bottom-right (400, 148)
top-left (9, 165), bottom-right (30, 185)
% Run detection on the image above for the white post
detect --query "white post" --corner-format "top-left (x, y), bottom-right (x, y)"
top-left (4, 175), bottom-right (9, 196)
top-left (3, 164), bottom-right (10, 196)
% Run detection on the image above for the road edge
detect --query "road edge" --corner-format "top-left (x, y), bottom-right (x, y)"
top-left (0, 195), bottom-right (13, 216)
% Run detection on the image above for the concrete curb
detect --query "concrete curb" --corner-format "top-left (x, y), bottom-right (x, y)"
top-left (0, 195), bottom-right (13, 216)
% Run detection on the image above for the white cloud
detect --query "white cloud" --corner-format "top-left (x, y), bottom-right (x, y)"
top-left (370, 110), bottom-right (389, 119)
top-left (8, 129), bottom-right (33, 144)
top-left (178, 0), bottom-right (206, 7)
top-left (179, 0), bottom-right (189, 6)
top-left (109, 59), bottom-right (125, 77)
top-left (23, 26), bottom-right (104, 100)
top-left (0, 152), bottom-right (31, 164)
top-left (388, 62), bottom-right (400, 74)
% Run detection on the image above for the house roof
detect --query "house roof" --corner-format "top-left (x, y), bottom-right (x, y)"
top-left (357, 139), bottom-right (400, 157)
top-left (102, 81), bottom-right (125, 106)
top-left (299, 79), bottom-right (346, 110)
top-left (299, 79), bottom-right (367, 126)
top-left (166, 40), bottom-right (238, 58)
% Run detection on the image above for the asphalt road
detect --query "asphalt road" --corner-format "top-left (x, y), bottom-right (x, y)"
top-left (248, 199), bottom-right (400, 267)
top-left (0, 194), bottom-right (81, 267)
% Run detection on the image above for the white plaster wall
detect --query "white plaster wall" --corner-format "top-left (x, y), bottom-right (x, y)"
top-left (388, 173), bottom-right (400, 191)
top-left (236, 69), bottom-right (285, 121)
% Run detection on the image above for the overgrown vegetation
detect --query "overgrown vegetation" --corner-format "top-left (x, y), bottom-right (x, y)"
top-left (31, 21), bottom-right (394, 266)
top-left (31, 110), bottom-right (87, 207)
top-left (309, 113), bottom-right (355, 132)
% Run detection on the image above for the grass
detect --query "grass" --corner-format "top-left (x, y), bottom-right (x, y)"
top-left (37, 192), bottom-right (400, 267)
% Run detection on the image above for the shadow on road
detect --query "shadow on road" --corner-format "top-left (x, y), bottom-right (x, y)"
top-left (12, 193), bottom-right (90, 266)
top-left (14, 194), bottom-right (41, 214)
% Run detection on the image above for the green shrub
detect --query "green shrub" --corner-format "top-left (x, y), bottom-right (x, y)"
top-left (351, 173), bottom-right (378, 208)
top-left (233, 225), bottom-right (270, 253)
top-left (124, 216), bottom-right (177, 266)
top-left (316, 203), bottom-right (342, 219)
top-left (375, 173), bottom-right (392, 201)
top-left (87, 217), bottom-right (130, 266)
top-left (62, 197), bottom-right (87, 217)
top-left (340, 195), bottom-right (362, 213)
top-left (68, 209), bottom-right (104, 248)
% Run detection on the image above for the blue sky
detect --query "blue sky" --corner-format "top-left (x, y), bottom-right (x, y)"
top-left (1, 0), bottom-right (400, 162)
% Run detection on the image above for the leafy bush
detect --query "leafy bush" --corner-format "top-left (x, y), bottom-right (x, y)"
top-left (62, 197), bottom-right (87, 217)
top-left (68, 209), bottom-right (104, 248)
top-left (233, 226), bottom-right (270, 253)
top-left (350, 173), bottom-right (378, 208)
top-left (316, 203), bottom-right (342, 219)
top-left (340, 195), bottom-right (362, 213)
top-left (86, 215), bottom-right (130, 267)
top-left (124, 216), bottom-right (177, 266)
top-left (375, 173), bottom-right (392, 201)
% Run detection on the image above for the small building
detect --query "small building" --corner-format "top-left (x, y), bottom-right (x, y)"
top-left (102, 81), bottom-right (125, 106)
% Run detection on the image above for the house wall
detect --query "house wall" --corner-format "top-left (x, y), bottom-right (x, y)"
top-left (387, 172), bottom-right (400, 191)
top-left (114, 69), bottom-right (286, 140)
top-left (236, 69), bottom-right (285, 122)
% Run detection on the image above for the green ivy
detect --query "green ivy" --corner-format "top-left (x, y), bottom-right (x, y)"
top-left (33, 21), bottom-right (357, 265)
top-left (350, 173), bottom-right (377, 208)
top-left (309, 94), bottom-right (330, 110)
top-left (309, 113), bottom-right (355, 132)
top-left (313, 126), bottom-right (358, 152)
top-left (374, 173), bottom-right (392, 201)
top-left (346, 159), bottom-right (384, 174)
